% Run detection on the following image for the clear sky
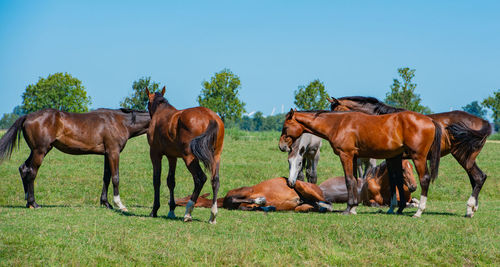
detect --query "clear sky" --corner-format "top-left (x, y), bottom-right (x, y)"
top-left (0, 1), bottom-right (499, 116)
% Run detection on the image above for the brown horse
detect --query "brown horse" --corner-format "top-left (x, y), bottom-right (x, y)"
top-left (146, 87), bottom-right (224, 224)
top-left (279, 109), bottom-right (441, 216)
top-left (175, 177), bottom-right (331, 212)
top-left (328, 96), bottom-right (492, 217)
top-left (320, 160), bottom-right (418, 207)
top-left (0, 108), bottom-right (151, 211)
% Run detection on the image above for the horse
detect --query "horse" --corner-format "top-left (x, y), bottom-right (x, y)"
top-left (328, 96), bottom-right (492, 217)
top-left (320, 160), bottom-right (418, 207)
top-left (357, 158), bottom-right (377, 178)
top-left (146, 87), bottom-right (225, 224)
top-left (0, 108), bottom-right (151, 211)
top-left (175, 177), bottom-right (332, 212)
top-left (288, 133), bottom-right (322, 184)
top-left (279, 109), bottom-right (441, 216)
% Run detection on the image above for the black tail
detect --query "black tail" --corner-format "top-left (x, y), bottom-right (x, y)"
top-left (446, 120), bottom-right (492, 169)
top-left (0, 115), bottom-right (26, 164)
top-left (429, 120), bottom-right (442, 182)
top-left (190, 120), bottom-right (219, 173)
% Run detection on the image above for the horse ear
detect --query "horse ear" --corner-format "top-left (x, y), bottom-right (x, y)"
top-left (161, 86), bottom-right (166, 96)
top-left (145, 86), bottom-right (150, 96)
top-left (286, 108), bottom-right (294, 119)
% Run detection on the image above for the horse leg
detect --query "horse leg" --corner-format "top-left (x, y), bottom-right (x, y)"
top-left (297, 157), bottom-right (306, 182)
top-left (339, 152), bottom-right (358, 215)
top-left (386, 155), bottom-right (406, 214)
top-left (412, 156), bottom-right (431, 218)
top-left (183, 156), bottom-right (207, 222)
top-left (463, 161), bottom-right (487, 218)
top-left (306, 151), bottom-right (319, 184)
top-left (100, 155), bottom-right (112, 209)
top-left (106, 152), bottom-right (127, 211)
top-left (149, 151), bottom-right (162, 217)
top-left (20, 149), bottom-right (47, 208)
top-left (166, 156), bottom-right (177, 219)
top-left (208, 156), bottom-right (221, 224)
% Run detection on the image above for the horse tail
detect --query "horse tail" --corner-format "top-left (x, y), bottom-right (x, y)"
top-left (190, 120), bottom-right (218, 173)
top-left (0, 115), bottom-right (26, 164)
top-left (428, 120), bottom-right (442, 182)
top-left (446, 120), bottom-right (492, 169)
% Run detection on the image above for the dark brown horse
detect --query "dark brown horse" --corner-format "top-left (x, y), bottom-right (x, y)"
top-left (175, 177), bottom-right (331, 212)
top-left (146, 87), bottom-right (225, 224)
top-left (0, 108), bottom-right (151, 211)
top-left (279, 109), bottom-right (441, 216)
top-left (328, 96), bottom-right (492, 217)
top-left (320, 160), bottom-right (418, 207)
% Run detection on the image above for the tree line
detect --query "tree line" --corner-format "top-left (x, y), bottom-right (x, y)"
top-left (1, 69), bottom-right (499, 131)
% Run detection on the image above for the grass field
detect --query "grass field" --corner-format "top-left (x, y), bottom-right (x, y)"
top-left (1, 130), bottom-right (499, 266)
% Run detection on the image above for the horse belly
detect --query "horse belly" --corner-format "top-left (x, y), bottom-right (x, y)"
top-left (53, 138), bottom-right (105, 155)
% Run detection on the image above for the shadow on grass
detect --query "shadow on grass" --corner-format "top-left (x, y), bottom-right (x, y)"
top-left (355, 209), bottom-right (458, 217)
top-left (111, 208), bottom-right (202, 222)
top-left (0, 204), bottom-right (83, 209)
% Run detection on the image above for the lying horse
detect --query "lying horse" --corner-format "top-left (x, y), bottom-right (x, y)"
top-left (279, 109), bottom-right (441, 216)
top-left (320, 160), bottom-right (418, 206)
top-left (328, 96), bottom-right (491, 217)
top-left (176, 160), bottom-right (416, 212)
top-left (175, 177), bottom-right (331, 212)
top-left (0, 108), bottom-right (150, 211)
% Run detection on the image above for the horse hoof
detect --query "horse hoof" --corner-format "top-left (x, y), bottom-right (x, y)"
top-left (341, 210), bottom-right (352, 215)
top-left (386, 209), bottom-right (395, 215)
top-left (209, 219), bottom-right (217, 225)
top-left (184, 215), bottom-right (192, 222)
top-left (150, 212), bottom-right (157, 218)
top-left (26, 202), bottom-right (40, 209)
top-left (465, 213), bottom-right (474, 218)
top-left (119, 207), bottom-right (128, 212)
top-left (412, 214), bottom-right (421, 218)
top-left (101, 201), bottom-right (113, 209)
top-left (167, 211), bottom-right (176, 219)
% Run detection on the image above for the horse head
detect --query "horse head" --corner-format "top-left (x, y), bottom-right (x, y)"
top-left (327, 96), bottom-right (350, 112)
top-left (402, 160), bottom-right (417, 192)
top-left (279, 109), bottom-right (306, 187)
top-left (146, 86), bottom-right (166, 116)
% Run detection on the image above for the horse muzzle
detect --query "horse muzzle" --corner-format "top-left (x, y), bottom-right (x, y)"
top-left (408, 185), bottom-right (417, 193)
top-left (279, 143), bottom-right (290, 152)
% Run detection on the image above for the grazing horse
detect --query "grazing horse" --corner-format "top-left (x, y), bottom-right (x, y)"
top-left (279, 109), bottom-right (441, 216)
top-left (320, 160), bottom-right (418, 206)
top-left (146, 87), bottom-right (224, 224)
top-left (0, 108), bottom-right (151, 211)
top-left (288, 133), bottom-right (322, 184)
top-left (328, 96), bottom-right (492, 217)
top-left (175, 177), bottom-right (331, 212)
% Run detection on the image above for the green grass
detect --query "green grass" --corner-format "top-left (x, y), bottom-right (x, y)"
top-left (488, 132), bottom-right (500, 140)
top-left (1, 133), bottom-right (499, 266)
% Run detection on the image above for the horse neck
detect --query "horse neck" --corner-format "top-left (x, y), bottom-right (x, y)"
top-left (340, 100), bottom-right (378, 114)
top-left (294, 112), bottom-right (338, 140)
top-left (126, 112), bottom-right (151, 138)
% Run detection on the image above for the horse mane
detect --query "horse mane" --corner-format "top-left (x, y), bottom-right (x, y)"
top-left (364, 161), bottom-right (386, 179)
top-left (338, 96), bottom-right (405, 115)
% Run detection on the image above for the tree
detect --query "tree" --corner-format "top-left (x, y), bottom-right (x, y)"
top-left (294, 79), bottom-right (329, 110)
top-left (385, 67), bottom-right (431, 114)
top-left (120, 77), bottom-right (161, 110)
top-left (0, 113), bottom-right (19, 129)
top-left (198, 69), bottom-right (246, 122)
top-left (482, 89), bottom-right (500, 130)
top-left (462, 101), bottom-right (487, 119)
top-left (22, 72), bottom-right (91, 113)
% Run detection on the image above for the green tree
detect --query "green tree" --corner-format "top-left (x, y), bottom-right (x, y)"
top-left (198, 69), bottom-right (246, 122)
top-left (482, 89), bottom-right (500, 130)
top-left (120, 77), bottom-right (161, 110)
top-left (462, 101), bottom-right (487, 119)
top-left (294, 79), bottom-right (329, 110)
top-left (0, 113), bottom-right (19, 129)
top-left (22, 72), bottom-right (91, 113)
top-left (385, 67), bottom-right (431, 114)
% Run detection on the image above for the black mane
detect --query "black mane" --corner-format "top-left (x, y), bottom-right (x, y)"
top-left (338, 96), bottom-right (405, 115)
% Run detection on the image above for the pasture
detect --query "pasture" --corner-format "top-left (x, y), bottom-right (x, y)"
top-left (0, 130), bottom-right (499, 266)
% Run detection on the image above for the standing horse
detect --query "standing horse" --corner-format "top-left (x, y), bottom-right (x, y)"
top-left (328, 96), bottom-right (492, 217)
top-left (0, 108), bottom-right (151, 211)
top-left (279, 109), bottom-right (441, 216)
top-left (288, 133), bottom-right (322, 184)
top-left (146, 87), bottom-right (224, 224)
top-left (320, 160), bottom-right (418, 206)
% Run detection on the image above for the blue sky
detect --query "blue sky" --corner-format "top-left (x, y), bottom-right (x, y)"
top-left (0, 1), bottom-right (499, 117)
